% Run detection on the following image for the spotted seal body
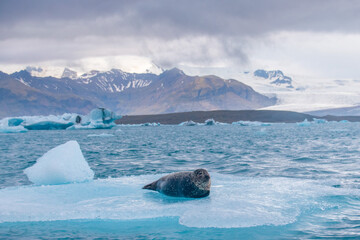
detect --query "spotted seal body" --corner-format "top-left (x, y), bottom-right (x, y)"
top-left (143, 169), bottom-right (211, 198)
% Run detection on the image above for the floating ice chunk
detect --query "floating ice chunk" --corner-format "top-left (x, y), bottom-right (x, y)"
top-left (179, 120), bottom-right (197, 126)
top-left (205, 119), bottom-right (216, 126)
top-left (24, 141), bottom-right (94, 185)
top-left (0, 118), bottom-right (27, 133)
top-left (232, 121), bottom-right (271, 126)
top-left (339, 120), bottom-right (349, 123)
top-left (25, 121), bottom-right (74, 130)
top-left (87, 133), bottom-right (115, 137)
top-left (117, 124), bottom-right (143, 127)
top-left (66, 123), bottom-right (115, 130)
top-left (0, 125), bottom-right (28, 133)
top-left (0, 108), bottom-right (121, 131)
top-left (67, 108), bottom-right (120, 130)
top-left (8, 118), bottom-right (24, 126)
top-left (90, 108), bottom-right (118, 125)
top-left (141, 122), bottom-right (161, 126)
top-left (297, 119), bottom-right (311, 127)
top-left (313, 118), bottom-right (327, 124)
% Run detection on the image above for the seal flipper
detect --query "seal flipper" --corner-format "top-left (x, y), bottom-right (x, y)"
top-left (142, 180), bottom-right (158, 191)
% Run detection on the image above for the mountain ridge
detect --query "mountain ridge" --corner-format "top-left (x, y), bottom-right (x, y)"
top-left (0, 67), bottom-right (276, 118)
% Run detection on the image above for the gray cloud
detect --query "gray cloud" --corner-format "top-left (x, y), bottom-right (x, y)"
top-left (1, 0), bottom-right (360, 69)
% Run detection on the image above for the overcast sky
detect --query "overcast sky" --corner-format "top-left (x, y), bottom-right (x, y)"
top-left (1, 0), bottom-right (360, 78)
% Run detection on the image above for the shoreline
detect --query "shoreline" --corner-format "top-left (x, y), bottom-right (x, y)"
top-left (116, 110), bottom-right (360, 125)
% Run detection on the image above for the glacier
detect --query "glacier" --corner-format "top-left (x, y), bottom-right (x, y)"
top-left (24, 140), bottom-right (94, 185)
top-left (0, 108), bottom-right (120, 131)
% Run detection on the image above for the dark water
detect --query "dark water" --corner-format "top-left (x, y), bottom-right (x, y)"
top-left (0, 123), bottom-right (360, 239)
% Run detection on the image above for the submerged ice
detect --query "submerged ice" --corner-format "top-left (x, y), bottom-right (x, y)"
top-left (0, 108), bottom-right (120, 131)
top-left (24, 141), bottom-right (94, 185)
top-left (0, 173), bottom-right (355, 228)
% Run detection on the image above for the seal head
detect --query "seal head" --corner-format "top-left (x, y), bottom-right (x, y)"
top-left (143, 169), bottom-right (211, 198)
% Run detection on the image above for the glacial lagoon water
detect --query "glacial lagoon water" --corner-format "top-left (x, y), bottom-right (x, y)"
top-left (0, 122), bottom-right (360, 239)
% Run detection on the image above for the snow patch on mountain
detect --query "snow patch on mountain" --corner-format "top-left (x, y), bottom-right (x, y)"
top-left (74, 68), bottom-right (154, 93)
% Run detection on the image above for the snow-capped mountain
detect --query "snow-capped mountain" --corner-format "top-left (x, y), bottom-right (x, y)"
top-left (0, 67), bottom-right (276, 117)
top-left (24, 58), bottom-right (164, 79)
top-left (253, 69), bottom-right (293, 88)
top-left (6, 63), bottom-right (359, 117)
top-left (76, 69), bottom-right (157, 93)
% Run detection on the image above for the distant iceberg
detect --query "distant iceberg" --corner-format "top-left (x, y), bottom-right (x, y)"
top-left (205, 118), bottom-right (216, 126)
top-left (203, 119), bottom-right (229, 125)
top-left (141, 122), bottom-right (161, 126)
top-left (87, 133), bottom-right (115, 137)
top-left (0, 108), bottom-right (121, 131)
top-left (297, 118), bottom-right (329, 126)
top-left (179, 120), bottom-right (198, 126)
top-left (0, 125), bottom-right (28, 133)
top-left (24, 140), bottom-right (94, 185)
top-left (232, 121), bottom-right (271, 126)
top-left (297, 119), bottom-right (311, 127)
top-left (313, 118), bottom-right (328, 124)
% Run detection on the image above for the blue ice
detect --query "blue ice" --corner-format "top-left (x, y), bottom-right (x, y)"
top-left (0, 108), bottom-right (120, 131)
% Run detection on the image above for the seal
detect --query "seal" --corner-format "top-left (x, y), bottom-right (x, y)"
top-left (142, 169), bottom-right (211, 198)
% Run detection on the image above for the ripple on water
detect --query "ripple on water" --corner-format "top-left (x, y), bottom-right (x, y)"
top-left (292, 157), bottom-right (317, 162)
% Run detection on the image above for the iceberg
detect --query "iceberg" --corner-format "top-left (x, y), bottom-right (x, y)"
top-left (25, 121), bottom-right (74, 130)
top-left (66, 108), bottom-right (120, 130)
top-left (0, 118), bottom-right (28, 133)
top-left (179, 120), bottom-right (197, 126)
top-left (297, 119), bottom-right (311, 127)
top-left (87, 133), bottom-right (115, 137)
top-left (0, 108), bottom-right (121, 131)
top-left (204, 119), bottom-right (216, 126)
top-left (141, 122), bottom-right (161, 126)
top-left (0, 125), bottom-right (28, 133)
top-left (8, 118), bottom-right (24, 126)
top-left (313, 118), bottom-right (328, 124)
top-left (232, 121), bottom-right (271, 126)
top-left (24, 140), bottom-right (94, 185)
